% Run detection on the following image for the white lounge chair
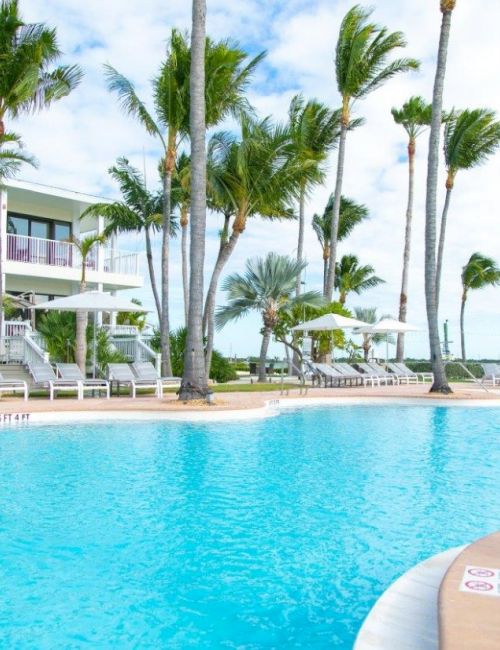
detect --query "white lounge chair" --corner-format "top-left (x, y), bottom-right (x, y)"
top-left (107, 363), bottom-right (160, 398)
top-left (481, 363), bottom-right (500, 386)
top-left (393, 362), bottom-right (434, 384)
top-left (367, 362), bottom-right (401, 385)
top-left (386, 362), bottom-right (419, 384)
top-left (306, 361), bottom-right (351, 387)
top-left (28, 362), bottom-right (82, 400)
top-left (131, 361), bottom-right (180, 398)
top-left (56, 363), bottom-right (110, 399)
top-left (333, 363), bottom-right (378, 387)
top-left (357, 362), bottom-right (397, 386)
top-left (0, 372), bottom-right (28, 401)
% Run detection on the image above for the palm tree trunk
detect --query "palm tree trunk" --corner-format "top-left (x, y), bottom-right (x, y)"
top-left (424, 3), bottom-right (454, 394)
top-left (180, 209), bottom-right (189, 326)
top-left (145, 227), bottom-right (161, 323)
top-left (75, 275), bottom-right (88, 374)
top-left (160, 166), bottom-right (173, 377)
top-left (396, 139), bottom-right (416, 361)
top-left (295, 190), bottom-right (305, 296)
top-left (203, 226), bottom-right (241, 381)
top-left (435, 183), bottom-right (453, 313)
top-left (324, 115), bottom-right (348, 300)
top-left (460, 289), bottom-right (467, 360)
top-left (258, 326), bottom-right (272, 383)
top-left (322, 252), bottom-right (328, 295)
top-left (179, 0), bottom-right (208, 400)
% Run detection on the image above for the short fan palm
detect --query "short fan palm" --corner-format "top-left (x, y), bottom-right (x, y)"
top-left (216, 254), bottom-right (323, 382)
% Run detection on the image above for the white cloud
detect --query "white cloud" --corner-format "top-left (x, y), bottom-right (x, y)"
top-left (11, 0), bottom-right (500, 361)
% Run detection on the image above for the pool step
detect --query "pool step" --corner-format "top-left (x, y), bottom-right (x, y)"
top-left (439, 531), bottom-right (500, 649)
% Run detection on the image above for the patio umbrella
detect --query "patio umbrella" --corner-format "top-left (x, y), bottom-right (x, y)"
top-left (356, 318), bottom-right (419, 362)
top-left (292, 313), bottom-right (370, 359)
top-left (33, 291), bottom-right (149, 377)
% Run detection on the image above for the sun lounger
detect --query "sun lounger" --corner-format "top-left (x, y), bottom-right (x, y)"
top-left (386, 362), bottom-right (419, 384)
top-left (393, 362), bottom-right (434, 384)
top-left (367, 362), bottom-right (401, 385)
top-left (56, 363), bottom-right (110, 399)
top-left (0, 372), bottom-right (28, 401)
top-left (356, 362), bottom-right (397, 386)
top-left (333, 362), bottom-right (378, 387)
top-left (131, 361), bottom-right (180, 397)
top-left (480, 363), bottom-right (500, 386)
top-left (306, 361), bottom-right (348, 387)
top-left (107, 363), bottom-right (160, 398)
top-left (28, 362), bottom-right (82, 400)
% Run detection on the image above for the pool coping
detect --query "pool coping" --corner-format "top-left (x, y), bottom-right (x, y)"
top-left (1, 395), bottom-right (499, 425)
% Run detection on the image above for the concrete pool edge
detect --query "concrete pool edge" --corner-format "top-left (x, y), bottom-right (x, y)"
top-left (1, 395), bottom-right (499, 425)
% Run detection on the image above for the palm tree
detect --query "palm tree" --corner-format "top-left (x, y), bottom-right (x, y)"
top-left (105, 30), bottom-right (264, 377)
top-left (324, 4), bottom-right (419, 300)
top-left (424, 0), bottom-right (456, 394)
top-left (334, 254), bottom-right (384, 305)
top-left (354, 306), bottom-right (394, 361)
top-left (460, 253), bottom-right (500, 361)
top-left (391, 97), bottom-right (432, 360)
top-left (82, 158), bottom-right (177, 324)
top-left (72, 234), bottom-right (106, 373)
top-left (436, 108), bottom-right (500, 307)
top-left (203, 116), bottom-right (299, 379)
top-left (215, 254), bottom-right (323, 382)
top-left (312, 195), bottom-right (369, 294)
top-left (0, 0), bottom-right (82, 338)
top-left (171, 152), bottom-right (191, 325)
top-left (287, 95), bottom-right (340, 294)
top-left (179, 0), bottom-right (207, 400)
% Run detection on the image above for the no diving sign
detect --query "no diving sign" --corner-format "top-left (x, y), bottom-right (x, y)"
top-left (460, 566), bottom-right (500, 597)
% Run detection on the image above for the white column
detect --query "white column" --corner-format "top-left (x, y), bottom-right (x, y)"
top-left (0, 189), bottom-right (8, 339)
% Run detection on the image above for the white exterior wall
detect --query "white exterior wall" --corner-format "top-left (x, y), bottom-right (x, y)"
top-left (2, 181), bottom-right (143, 296)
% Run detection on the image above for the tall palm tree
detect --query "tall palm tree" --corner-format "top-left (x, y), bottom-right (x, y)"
top-left (391, 97), bottom-right (432, 360)
top-left (436, 108), bottom-right (500, 307)
top-left (424, 0), bottom-right (456, 394)
top-left (215, 254), bottom-right (323, 382)
top-left (334, 254), bottom-right (384, 305)
top-left (0, 0), bottom-right (82, 338)
top-left (312, 195), bottom-right (369, 293)
top-left (105, 30), bottom-right (264, 377)
top-left (82, 158), bottom-right (177, 324)
top-left (324, 4), bottom-right (419, 300)
top-left (460, 253), bottom-right (500, 361)
top-left (72, 234), bottom-right (106, 373)
top-left (203, 116), bottom-right (299, 379)
top-left (179, 0), bottom-right (207, 400)
top-left (287, 95), bottom-right (340, 295)
top-left (171, 152), bottom-right (191, 325)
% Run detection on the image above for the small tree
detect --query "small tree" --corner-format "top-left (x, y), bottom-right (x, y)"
top-left (216, 254), bottom-right (323, 382)
top-left (335, 254), bottom-right (384, 305)
top-left (460, 253), bottom-right (500, 360)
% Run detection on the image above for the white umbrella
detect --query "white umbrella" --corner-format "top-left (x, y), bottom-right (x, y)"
top-left (355, 318), bottom-right (419, 362)
top-left (292, 313), bottom-right (369, 332)
top-left (33, 291), bottom-right (149, 376)
top-left (292, 313), bottom-right (370, 360)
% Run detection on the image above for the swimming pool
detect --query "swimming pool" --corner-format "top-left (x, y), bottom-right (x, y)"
top-left (1, 404), bottom-right (499, 648)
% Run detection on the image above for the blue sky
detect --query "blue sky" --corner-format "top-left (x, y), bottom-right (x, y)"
top-left (13, 0), bottom-right (500, 360)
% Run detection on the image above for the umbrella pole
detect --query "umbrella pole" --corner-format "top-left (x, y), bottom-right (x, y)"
top-left (385, 334), bottom-right (389, 366)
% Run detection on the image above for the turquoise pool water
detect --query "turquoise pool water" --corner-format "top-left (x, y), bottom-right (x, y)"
top-left (0, 405), bottom-right (499, 648)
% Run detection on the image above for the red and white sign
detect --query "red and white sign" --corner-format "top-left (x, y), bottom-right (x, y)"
top-left (460, 566), bottom-right (500, 597)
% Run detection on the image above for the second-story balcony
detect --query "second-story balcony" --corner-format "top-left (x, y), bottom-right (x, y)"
top-left (5, 233), bottom-right (142, 288)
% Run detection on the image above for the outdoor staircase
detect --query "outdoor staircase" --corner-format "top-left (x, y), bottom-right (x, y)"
top-left (0, 363), bottom-right (34, 388)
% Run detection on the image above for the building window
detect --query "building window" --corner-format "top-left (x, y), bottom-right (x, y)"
top-left (7, 212), bottom-right (72, 241)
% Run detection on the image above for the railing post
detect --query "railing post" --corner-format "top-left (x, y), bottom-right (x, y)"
top-left (155, 352), bottom-right (162, 372)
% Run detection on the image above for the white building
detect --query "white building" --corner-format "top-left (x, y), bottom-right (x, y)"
top-left (0, 180), bottom-right (157, 368)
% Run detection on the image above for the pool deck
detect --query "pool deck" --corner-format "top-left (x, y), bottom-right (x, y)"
top-left (0, 382), bottom-right (498, 418)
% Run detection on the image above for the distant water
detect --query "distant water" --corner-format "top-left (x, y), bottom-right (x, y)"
top-left (0, 405), bottom-right (499, 648)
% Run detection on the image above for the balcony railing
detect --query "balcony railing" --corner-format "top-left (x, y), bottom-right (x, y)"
top-left (6, 234), bottom-right (139, 276)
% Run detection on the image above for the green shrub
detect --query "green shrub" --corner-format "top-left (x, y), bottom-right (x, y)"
top-left (151, 327), bottom-right (237, 383)
top-left (405, 360), bottom-right (483, 380)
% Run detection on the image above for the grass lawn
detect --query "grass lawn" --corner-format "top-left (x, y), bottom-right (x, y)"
top-left (164, 382), bottom-right (297, 394)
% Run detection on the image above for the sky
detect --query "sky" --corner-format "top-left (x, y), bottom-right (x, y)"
top-left (12, 0), bottom-right (500, 361)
